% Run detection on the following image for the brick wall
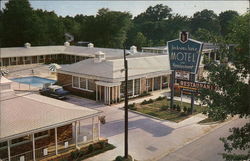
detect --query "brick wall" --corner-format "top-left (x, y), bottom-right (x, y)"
top-left (57, 73), bottom-right (96, 100)
top-left (140, 77), bottom-right (147, 93)
top-left (0, 124), bottom-right (72, 158)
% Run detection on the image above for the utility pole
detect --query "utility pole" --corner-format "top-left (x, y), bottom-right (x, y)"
top-left (123, 44), bottom-right (128, 159)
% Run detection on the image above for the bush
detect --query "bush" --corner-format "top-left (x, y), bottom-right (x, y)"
top-left (88, 144), bottom-right (94, 153)
top-left (71, 150), bottom-right (80, 159)
top-left (115, 156), bottom-right (124, 161)
top-left (99, 141), bottom-right (106, 149)
top-left (173, 104), bottom-right (177, 110)
top-left (187, 108), bottom-right (192, 114)
top-left (183, 106), bottom-right (187, 113)
top-left (148, 99), bottom-right (154, 103)
top-left (160, 105), bottom-right (168, 111)
top-left (176, 105), bottom-right (181, 112)
top-left (156, 96), bottom-right (165, 101)
top-left (141, 100), bottom-right (148, 105)
top-left (127, 103), bottom-right (136, 110)
top-left (141, 99), bottom-right (154, 105)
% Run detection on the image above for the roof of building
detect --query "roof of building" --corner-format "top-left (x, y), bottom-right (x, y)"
top-left (0, 45), bottom-right (156, 58)
top-left (0, 90), bottom-right (101, 140)
top-left (58, 55), bottom-right (170, 82)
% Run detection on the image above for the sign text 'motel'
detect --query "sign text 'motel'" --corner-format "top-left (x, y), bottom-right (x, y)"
top-left (167, 32), bottom-right (203, 73)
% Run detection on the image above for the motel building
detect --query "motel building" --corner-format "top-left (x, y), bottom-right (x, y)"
top-left (57, 52), bottom-right (171, 105)
top-left (0, 42), bottom-right (208, 105)
top-left (0, 76), bottom-right (102, 161)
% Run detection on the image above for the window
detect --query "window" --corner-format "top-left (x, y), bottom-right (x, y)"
top-left (88, 79), bottom-right (95, 91)
top-left (35, 130), bottom-right (49, 139)
top-left (127, 80), bottom-right (133, 96)
top-left (11, 135), bottom-right (31, 145)
top-left (80, 78), bottom-right (87, 89)
top-left (134, 79), bottom-right (140, 95)
top-left (154, 77), bottom-right (160, 90)
top-left (73, 76), bottom-right (95, 91)
top-left (162, 76), bottom-right (169, 89)
top-left (72, 76), bottom-right (79, 88)
top-left (0, 141), bottom-right (7, 149)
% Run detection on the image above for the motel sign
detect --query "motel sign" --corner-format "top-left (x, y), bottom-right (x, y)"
top-left (167, 32), bottom-right (203, 74)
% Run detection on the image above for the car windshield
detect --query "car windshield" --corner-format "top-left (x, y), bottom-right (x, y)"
top-left (55, 88), bottom-right (64, 93)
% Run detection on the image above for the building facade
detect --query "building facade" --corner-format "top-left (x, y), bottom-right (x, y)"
top-left (57, 53), bottom-right (171, 105)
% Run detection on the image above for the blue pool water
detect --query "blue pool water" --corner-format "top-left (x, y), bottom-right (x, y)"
top-left (11, 76), bottom-right (56, 87)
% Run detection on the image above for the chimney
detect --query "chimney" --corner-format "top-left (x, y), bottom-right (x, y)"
top-left (130, 45), bottom-right (137, 54)
top-left (24, 42), bottom-right (31, 48)
top-left (94, 51), bottom-right (105, 63)
top-left (64, 41), bottom-right (70, 46)
top-left (88, 43), bottom-right (94, 48)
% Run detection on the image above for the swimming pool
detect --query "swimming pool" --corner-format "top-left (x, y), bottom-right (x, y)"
top-left (11, 76), bottom-right (56, 88)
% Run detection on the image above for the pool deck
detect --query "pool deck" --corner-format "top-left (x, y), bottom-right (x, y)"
top-left (6, 64), bottom-right (57, 91)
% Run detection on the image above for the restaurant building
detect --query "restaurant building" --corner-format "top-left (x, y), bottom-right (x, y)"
top-left (57, 52), bottom-right (171, 105)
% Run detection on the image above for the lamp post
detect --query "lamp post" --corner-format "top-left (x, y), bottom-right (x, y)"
top-left (123, 44), bottom-right (129, 159)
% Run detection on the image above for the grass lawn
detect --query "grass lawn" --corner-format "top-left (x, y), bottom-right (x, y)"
top-left (130, 98), bottom-right (206, 122)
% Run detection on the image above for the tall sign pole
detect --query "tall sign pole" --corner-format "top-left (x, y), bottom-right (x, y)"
top-left (123, 45), bottom-right (128, 159)
top-left (170, 71), bottom-right (175, 108)
top-left (168, 31), bottom-right (203, 110)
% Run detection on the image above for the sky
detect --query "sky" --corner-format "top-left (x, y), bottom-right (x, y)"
top-left (0, 1), bottom-right (249, 17)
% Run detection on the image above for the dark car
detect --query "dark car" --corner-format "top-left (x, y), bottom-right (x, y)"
top-left (39, 85), bottom-right (69, 100)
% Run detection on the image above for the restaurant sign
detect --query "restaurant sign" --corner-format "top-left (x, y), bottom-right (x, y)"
top-left (167, 31), bottom-right (203, 73)
top-left (179, 80), bottom-right (218, 90)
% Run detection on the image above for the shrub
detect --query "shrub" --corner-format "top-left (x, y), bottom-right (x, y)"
top-left (99, 141), bottom-right (106, 149)
top-left (141, 99), bottom-right (154, 105)
top-left (187, 108), bottom-right (192, 114)
top-left (160, 105), bottom-right (168, 111)
top-left (183, 106), bottom-right (187, 113)
top-left (148, 99), bottom-right (154, 104)
top-left (88, 144), bottom-right (94, 153)
top-left (115, 156), bottom-right (124, 161)
top-left (156, 96), bottom-right (165, 101)
top-left (127, 103), bottom-right (136, 110)
top-left (71, 150), bottom-right (80, 159)
top-left (176, 105), bottom-right (181, 112)
top-left (173, 104), bottom-right (177, 110)
top-left (141, 100), bottom-right (148, 105)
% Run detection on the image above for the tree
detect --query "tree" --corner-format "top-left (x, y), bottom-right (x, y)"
top-left (134, 4), bottom-right (172, 23)
top-left (131, 32), bottom-right (147, 50)
top-left (80, 8), bottom-right (132, 48)
top-left (190, 9), bottom-right (221, 35)
top-left (1, 0), bottom-right (34, 47)
top-left (199, 12), bottom-right (250, 160)
top-left (219, 10), bottom-right (239, 37)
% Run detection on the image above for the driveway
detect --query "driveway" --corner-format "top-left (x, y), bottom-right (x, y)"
top-left (65, 93), bottom-right (229, 161)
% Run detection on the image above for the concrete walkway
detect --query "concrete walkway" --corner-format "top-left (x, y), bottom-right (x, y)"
top-left (64, 90), bottom-right (228, 161)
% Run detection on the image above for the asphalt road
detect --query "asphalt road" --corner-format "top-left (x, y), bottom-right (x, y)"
top-left (158, 118), bottom-right (249, 161)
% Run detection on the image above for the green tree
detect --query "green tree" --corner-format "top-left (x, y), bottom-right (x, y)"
top-left (134, 4), bottom-right (172, 23)
top-left (80, 8), bottom-right (132, 48)
top-left (132, 32), bottom-right (147, 50)
top-left (219, 10), bottom-right (239, 37)
top-left (199, 13), bottom-right (250, 160)
top-left (1, 0), bottom-right (34, 47)
top-left (190, 9), bottom-right (221, 35)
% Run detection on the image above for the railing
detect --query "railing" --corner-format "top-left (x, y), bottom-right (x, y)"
top-left (10, 150), bottom-right (33, 161)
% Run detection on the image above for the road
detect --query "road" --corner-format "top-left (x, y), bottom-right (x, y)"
top-left (158, 118), bottom-right (249, 161)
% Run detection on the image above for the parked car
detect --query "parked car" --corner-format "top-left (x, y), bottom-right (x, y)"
top-left (39, 85), bottom-right (69, 100)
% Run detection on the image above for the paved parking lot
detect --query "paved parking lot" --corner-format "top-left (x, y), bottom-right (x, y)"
top-left (64, 93), bottom-right (224, 161)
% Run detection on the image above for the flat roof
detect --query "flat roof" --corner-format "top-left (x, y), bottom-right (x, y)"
top-left (58, 55), bottom-right (171, 82)
top-left (0, 92), bottom-right (101, 140)
top-left (0, 45), bottom-right (157, 59)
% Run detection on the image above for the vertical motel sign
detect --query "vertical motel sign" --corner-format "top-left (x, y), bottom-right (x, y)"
top-left (167, 31), bottom-right (203, 74)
